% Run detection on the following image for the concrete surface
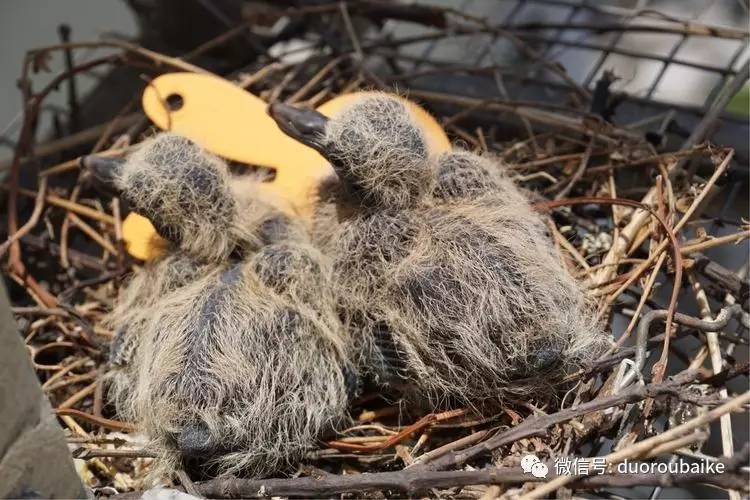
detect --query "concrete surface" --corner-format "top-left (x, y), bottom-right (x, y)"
top-left (0, 0), bottom-right (137, 163)
top-left (0, 284), bottom-right (85, 498)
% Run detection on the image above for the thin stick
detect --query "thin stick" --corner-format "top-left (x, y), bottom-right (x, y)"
top-left (519, 391), bottom-right (750, 499)
top-left (41, 357), bottom-right (91, 389)
top-left (68, 212), bottom-right (118, 255)
top-left (286, 57), bottom-right (345, 104)
top-left (58, 380), bottom-right (97, 409)
top-left (616, 252), bottom-right (667, 347)
top-left (411, 430), bottom-right (489, 466)
top-left (327, 409), bottom-right (465, 452)
top-left (55, 408), bottom-right (137, 432)
top-left (536, 195), bottom-right (683, 383)
top-left (681, 230), bottom-right (750, 254)
top-left (547, 220), bottom-right (590, 271)
top-left (0, 176), bottom-right (47, 258)
top-left (555, 135), bottom-right (594, 200)
top-left (2, 184), bottom-right (116, 224)
top-left (689, 272), bottom-right (740, 500)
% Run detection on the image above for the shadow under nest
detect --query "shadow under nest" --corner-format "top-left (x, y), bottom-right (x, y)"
top-left (1, 12), bottom-right (749, 499)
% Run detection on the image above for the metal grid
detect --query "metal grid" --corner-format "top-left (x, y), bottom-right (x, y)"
top-left (382, 0), bottom-right (748, 112)
top-left (375, 0), bottom-right (748, 265)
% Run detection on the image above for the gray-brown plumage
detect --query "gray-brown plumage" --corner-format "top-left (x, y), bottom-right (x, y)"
top-left (84, 133), bottom-right (353, 478)
top-left (270, 95), bottom-right (608, 407)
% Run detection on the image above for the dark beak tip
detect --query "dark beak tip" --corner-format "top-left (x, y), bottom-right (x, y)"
top-left (79, 155), bottom-right (94, 170)
top-left (266, 102), bottom-right (278, 119)
top-left (532, 348), bottom-right (563, 372)
top-left (266, 102), bottom-right (330, 155)
top-left (267, 101), bottom-right (306, 129)
top-left (266, 101), bottom-right (286, 117)
top-left (80, 154), bottom-right (116, 172)
top-left (266, 101), bottom-right (297, 125)
top-left (80, 155), bottom-right (125, 191)
top-left (177, 422), bottom-right (215, 458)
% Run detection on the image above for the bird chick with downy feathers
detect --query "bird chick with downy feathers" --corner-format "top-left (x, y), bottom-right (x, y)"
top-left (270, 94), bottom-right (608, 408)
top-left (83, 133), bottom-right (354, 478)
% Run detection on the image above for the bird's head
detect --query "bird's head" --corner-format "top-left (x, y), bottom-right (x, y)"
top-left (269, 94), bottom-right (432, 208)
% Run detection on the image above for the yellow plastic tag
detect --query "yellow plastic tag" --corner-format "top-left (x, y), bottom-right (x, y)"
top-left (125, 72), bottom-right (450, 260)
top-left (121, 212), bottom-right (165, 261)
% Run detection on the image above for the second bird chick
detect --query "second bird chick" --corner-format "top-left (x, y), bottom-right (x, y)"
top-left (270, 95), bottom-right (608, 407)
top-left (84, 134), bottom-right (354, 478)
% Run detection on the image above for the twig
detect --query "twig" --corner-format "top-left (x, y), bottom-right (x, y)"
top-left (554, 135), bottom-right (594, 200)
top-left (535, 195), bottom-right (684, 384)
top-left (681, 230), bottom-right (750, 254)
top-left (326, 409), bottom-right (465, 452)
top-left (0, 176), bottom-right (47, 258)
top-left (177, 470), bottom-right (202, 498)
top-left (73, 447), bottom-right (157, 459)
top-left (425, 370), bottom-right (710, 471)
top-left (2, 184), bottom-right (116, 224)
top-left (519, 391), bottom-right (750, 499)
top-left (111, 436), bottom-right (749, 499)
top-left (634, 304), bottom-right (747, 375)
top-left (689, 271), bottom-right (741, 500)
top-left (54, 408), bottom-right (137, 432)
top-left (411, 430), bottom-right (489, 466)
top-left (617, 252), bottom-right (667, 347)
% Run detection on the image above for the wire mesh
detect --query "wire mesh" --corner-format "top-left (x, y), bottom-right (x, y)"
top-left (382, 0), bottom-right (747, 111)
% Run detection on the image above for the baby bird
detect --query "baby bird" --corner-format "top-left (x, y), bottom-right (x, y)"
top-left (270, 95), bottom-right (608, 407)
top-left (83, 134), bottom-right (354, 477)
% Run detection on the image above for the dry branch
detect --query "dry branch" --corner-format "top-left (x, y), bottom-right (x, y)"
top-left (2, 4), bottom-right (747, 497)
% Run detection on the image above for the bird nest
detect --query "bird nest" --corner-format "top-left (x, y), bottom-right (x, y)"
top-left (1, 2), bottom-right (748, 498)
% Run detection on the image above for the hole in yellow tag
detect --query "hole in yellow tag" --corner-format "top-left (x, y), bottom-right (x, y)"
top-left (166, 93), bottom-right (184, 111)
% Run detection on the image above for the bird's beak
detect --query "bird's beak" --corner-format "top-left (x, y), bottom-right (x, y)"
top-left (80, 155), bottom-right (125, 194)
top-left (268, 102), bottom-right (330, 157)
